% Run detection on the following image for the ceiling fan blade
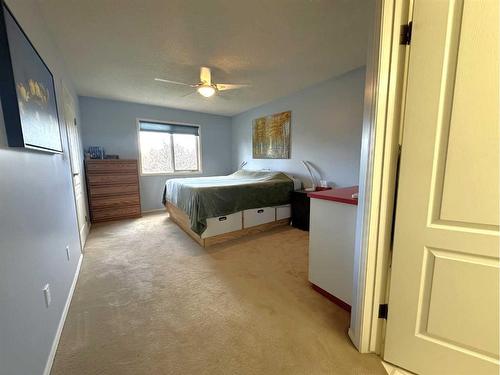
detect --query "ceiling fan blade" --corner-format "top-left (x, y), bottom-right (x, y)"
top-left (180, 90), bottom-right (196, 98)
top-left (216, 83), bottom-right (250, 91)
top-left (200, 67), bottom-right (211, 85)
top-left (154, 78), bottom-right (193, 86)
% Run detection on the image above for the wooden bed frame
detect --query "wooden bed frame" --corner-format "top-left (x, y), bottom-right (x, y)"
top-left (165, 202), bottom-right (290, 247)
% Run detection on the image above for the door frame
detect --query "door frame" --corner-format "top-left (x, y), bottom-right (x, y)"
top-left (61, 82), bottom-right (90, 249)
top-left (349, 0), bottom-right (413, 354)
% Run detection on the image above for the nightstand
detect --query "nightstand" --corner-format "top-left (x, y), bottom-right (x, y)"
top-left (291, 190), bottom-right (311, 231)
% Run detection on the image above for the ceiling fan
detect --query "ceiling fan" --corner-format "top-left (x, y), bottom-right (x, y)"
top-left (155, 67), bottom-right (249, 98)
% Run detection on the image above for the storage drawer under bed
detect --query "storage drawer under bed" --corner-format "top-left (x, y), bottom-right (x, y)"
top-left (243, 207), bottom-right (276, 228)
top-left (201, 212), bottom-right (243, 238)
top-left (276, 204), bottom-right (291, 220)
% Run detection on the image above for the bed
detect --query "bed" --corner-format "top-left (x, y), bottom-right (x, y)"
top-left (162, 170), bottom-right (300, 247)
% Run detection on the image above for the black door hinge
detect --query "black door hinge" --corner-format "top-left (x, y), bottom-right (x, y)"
top-left (400, 21), bottom-right (412, 45)
top-left (379, 304), bottom-right (389, 319)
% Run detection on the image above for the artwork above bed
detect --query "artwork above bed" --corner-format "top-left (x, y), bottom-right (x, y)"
top-left (252, 111), bottom-right (291, 159)
top-left (0, 1), bottom-right (62, 153)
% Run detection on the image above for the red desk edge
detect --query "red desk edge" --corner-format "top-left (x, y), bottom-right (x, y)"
top-left (308, 186), bottom-right (358, 206)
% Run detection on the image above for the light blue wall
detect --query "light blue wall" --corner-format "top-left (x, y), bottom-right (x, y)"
top-left (80, 68), bottom-right (366, 212)
top-left (79, 97), bottom-right (233, 211)
top-left (231, 67), bottom-right (366, 189)
top-left (0, 1), bottom-right (82, 374)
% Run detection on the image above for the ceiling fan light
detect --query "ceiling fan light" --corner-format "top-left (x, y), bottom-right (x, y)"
top-left (197, 85), bottom-right (216, 98)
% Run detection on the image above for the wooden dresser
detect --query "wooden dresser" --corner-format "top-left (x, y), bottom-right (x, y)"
top-left (85, 160), bottom-right (141, 223)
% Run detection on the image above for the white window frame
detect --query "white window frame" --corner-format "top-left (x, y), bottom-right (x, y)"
top-left (136, 118), bottom-right (203, 176)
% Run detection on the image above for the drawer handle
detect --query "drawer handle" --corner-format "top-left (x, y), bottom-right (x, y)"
top-left (218, 216), bottom-right (227, 221)
top-left (257, 209), bottom-right (264, 214)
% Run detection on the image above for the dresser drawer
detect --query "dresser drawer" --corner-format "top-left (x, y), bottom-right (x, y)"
top-left (92, 205), bottom-right (141, 222)
top-left (243, 207), bottom-right (276, 228)
top-left (90, 194), bottom-right (140, 209)
top-left (86, 160), bottom-right (138, 174)
top-left (85, 159), bottom-right (141, 223)
top-left (88, 184), bottom-right (139, 198)
top-left (87, 174), bottom-right (138, 186)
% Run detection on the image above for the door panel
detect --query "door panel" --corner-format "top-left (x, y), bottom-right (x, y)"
top-left (384, 0), bottom-right (499, 374)
top-left (423, 249), bottom-right (498, 358)
top-left (437, 0), bottom-right (499, 228)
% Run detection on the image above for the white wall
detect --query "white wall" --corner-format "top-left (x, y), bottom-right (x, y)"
top-left (231, 67), bottom-right (366, 189)
top-left (0, 1), bottom-right (82, 375)
top-left (79, 96), bottom-right (233, 212)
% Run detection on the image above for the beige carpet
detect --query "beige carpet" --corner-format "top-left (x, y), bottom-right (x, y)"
top-left (51, 212), bottom-right (385, 375)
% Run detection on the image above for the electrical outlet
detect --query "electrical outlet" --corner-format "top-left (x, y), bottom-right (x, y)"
top-left (43, 284), bottom-right (51, 308)
top-left (65, 245), bottom-right (70, 261)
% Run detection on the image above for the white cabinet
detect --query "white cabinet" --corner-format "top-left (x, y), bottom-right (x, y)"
top-left (308, 196), bottom-right (357, 306)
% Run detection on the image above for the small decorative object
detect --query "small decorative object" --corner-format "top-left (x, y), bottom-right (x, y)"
top-left (302, 160), bottom-right (317, 192)
top-left (0, 1), bottom-right (62, 153)
top-left (252, 111), bottom-right (291, 159)
top-left (88, 146), bottom-right (104, 159)
top-left (105, 154), bottom-right (119, 160)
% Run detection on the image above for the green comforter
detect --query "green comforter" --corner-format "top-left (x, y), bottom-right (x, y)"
top-left (162, 170), bottom-right (294, 235)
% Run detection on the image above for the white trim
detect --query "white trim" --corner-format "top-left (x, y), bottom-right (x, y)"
top-left (349, 0), bottom-right (411, 354)
top-left (79, 221), bottom-right (90, 249)
top-left (141, 208), bottom-right (167, 214)
top-left (135, 118), bottom-right (203, 176)
top-left (61, 81), bottom-right (90, 251)
top-left (349, 0), bottom-right (384, 352)
top-left (141, 171), bottom-right (203, 177)
top-left (43, 254), bottom-right (83, 375)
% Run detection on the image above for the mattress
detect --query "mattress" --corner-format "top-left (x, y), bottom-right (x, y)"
top-left (162, 170), bottom-right (294, 235)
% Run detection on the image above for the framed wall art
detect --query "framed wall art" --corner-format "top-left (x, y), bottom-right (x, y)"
top-left (252, 110), bottom-right (291, 159)
top-left (0, 0), bottom-right (62, 153)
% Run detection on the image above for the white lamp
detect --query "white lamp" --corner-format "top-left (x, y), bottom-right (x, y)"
top-left (197, 84), bottom-right (216, 98)
top-left (302, 160), bottom-right (317, 192)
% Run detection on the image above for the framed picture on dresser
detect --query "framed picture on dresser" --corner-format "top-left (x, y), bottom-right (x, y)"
top-left (0, 0), bottom-right (62, 153)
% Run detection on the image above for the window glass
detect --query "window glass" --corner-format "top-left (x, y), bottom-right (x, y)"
top-left (173, 133), bottom-right (198, 171)
top-left (139, 131), bottom-right (173, 174)
top-left (138, 121), bottom-right (200, 174)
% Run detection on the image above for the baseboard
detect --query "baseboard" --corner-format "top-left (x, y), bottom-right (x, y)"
top-left (311, 283), bottom-right (351, 312)
top-left (43, 253), bottom-right (83, 375)
top-left (141, 208), bottom-right (166, 215)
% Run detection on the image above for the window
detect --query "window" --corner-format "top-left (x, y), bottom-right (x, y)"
top-left (138, 120), bottom-right (201, 175)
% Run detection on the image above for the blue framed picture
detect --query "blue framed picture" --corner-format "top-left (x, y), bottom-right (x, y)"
top-left (0, 0), bottom-right (62, 153)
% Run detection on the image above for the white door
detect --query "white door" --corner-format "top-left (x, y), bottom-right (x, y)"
top-left (63, 85), bottom-right (89, 248)
top-left (384, 0), bottom-right (499, 374)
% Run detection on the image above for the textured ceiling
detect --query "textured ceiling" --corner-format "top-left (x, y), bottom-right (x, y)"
top-left (37, 0), bottom-right (373, 116)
